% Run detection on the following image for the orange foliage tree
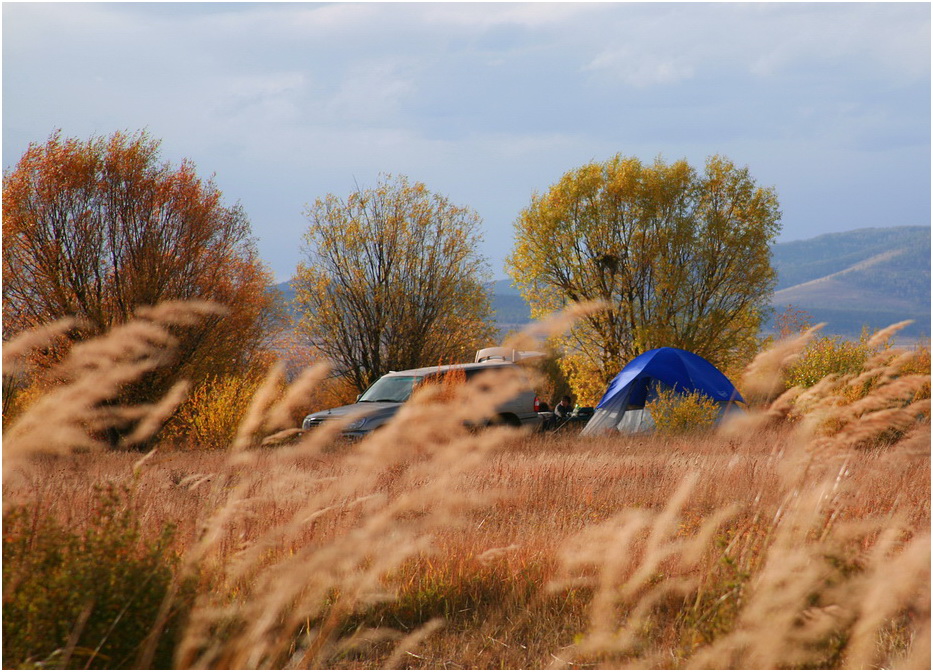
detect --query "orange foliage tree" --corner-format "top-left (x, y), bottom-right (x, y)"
top-left (2, 130), bottom-right (284, 410)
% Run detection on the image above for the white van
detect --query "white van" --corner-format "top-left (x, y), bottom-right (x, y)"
top-left (301, 356), bottom-right (543, 438)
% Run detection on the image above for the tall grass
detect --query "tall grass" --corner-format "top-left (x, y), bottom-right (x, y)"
top-left (3, 483), bottom-right (185, 669)
top-left (2, 303), bottom-right (929, 669)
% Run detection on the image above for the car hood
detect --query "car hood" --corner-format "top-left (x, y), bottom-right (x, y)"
top-left (305, 401), bottom-right (400, 421)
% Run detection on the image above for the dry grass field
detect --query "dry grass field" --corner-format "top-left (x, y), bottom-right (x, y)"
top-left (2, 305), bottom-right (930, 669)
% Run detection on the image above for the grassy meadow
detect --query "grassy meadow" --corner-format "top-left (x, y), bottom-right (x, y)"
top-left (2, 306), bottom-right (930, 669)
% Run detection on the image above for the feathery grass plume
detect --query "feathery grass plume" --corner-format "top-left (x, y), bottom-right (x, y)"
top-left (740, 323), bottom-right (825, 406)
top-left (784, 328), bottom-right (930, 451)
top-left (503, 299), bottom-right (608, 376)
top-left (548, 474), bottom-right (737, 664)
top-left (718, 385), bottom-right (804, 439)
top-left (134, 300), bottom-right (229, 327)
top-left (866, 319), bottom-right (914, 349)
top-left (2, 317), bottom-right (81, 424)
top-left (506, 300), bottom-right (609, 347)
top-left (121, 381), bottom-right (191, 448)
top-left (173, 302), bottom-right (604, 668)
top-left (843, 527), bottom-right (930, 668)
top-left (852, 348), bottom-right (927, 402)
top-left (682, 441), bottom-right (930, 670)
top-left (892, 422), bottom-right (933, 459)
top-left (1, 317), bottom-right (78, 376)
top-left (263, 362), bottom-right (332, 434)
top-left (4, 326), bottom-right (170, 466)
top-left (230, 361), bottom-right (287, 451)
top-left (842, 374), bottom-right (928, 418)
top-left (809, 400), bottom-right (930, 454)
top-left (381, 617), bottom-right (445, 669)
top-left (65, 320), bottom-right (177, 374)
top-left (132, 447), bottom-right (159, 479)
top-left (2, 303), bottom-right (223, 473)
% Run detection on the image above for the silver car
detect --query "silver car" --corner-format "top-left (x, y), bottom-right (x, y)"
top-left (301, 360), bottom-right (543, 438)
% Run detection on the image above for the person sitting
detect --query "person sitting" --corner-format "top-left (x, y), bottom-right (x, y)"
top-left (554, 395), bottom-right (574, 421)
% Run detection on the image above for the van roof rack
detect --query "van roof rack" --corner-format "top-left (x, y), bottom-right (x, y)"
top-left (474, 347), bottom-right (545, 364)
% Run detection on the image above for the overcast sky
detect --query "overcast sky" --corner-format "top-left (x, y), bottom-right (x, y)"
top-left (3, 2), bottom-right (930, 282)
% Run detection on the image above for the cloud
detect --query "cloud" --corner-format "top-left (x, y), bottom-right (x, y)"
top-left (420, 2), bottom-right (605, 30)
top-left (585, 49), bottom-right (696, 87)
top-left (743, 4), bottom-right (930, 82)
top-left (210, 72), bottom-right (309, 124)
top-left (3, 1), bottom-right (929, 281)
top-left (323, 60), bottom-right (419, 124)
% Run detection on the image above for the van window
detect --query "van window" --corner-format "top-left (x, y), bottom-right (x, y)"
top-left (358, 375), bottom-right (424, 403)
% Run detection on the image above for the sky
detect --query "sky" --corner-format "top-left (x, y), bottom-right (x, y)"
top-left (3, 1), bottom-right (930, 283)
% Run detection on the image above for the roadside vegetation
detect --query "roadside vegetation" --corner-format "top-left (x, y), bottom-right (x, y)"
top-left (2, 305), bottom-right (928, 669)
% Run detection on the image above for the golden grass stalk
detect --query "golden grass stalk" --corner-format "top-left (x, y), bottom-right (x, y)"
top-left (381, 617), bottom-right (446, 669)
top-left (740, 323), bottom-right (825, 406)
top-left (2, 303), bottom-right (224, 474)
top-left (263, 361), bottom-right (332, 434)
top-left (866, 319), bottom-right (914, 349)
top-left (122, 381), bottom-right (192, 447)
top-left (507, 300), bottom-right (609, 347)
top-left (1, 316), bottom-right (78, 375)
top-left (231, 361), bottom-right (287, 451)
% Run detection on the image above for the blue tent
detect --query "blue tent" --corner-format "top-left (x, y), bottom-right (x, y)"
top-left (581, 347), bottom-right (744, 435)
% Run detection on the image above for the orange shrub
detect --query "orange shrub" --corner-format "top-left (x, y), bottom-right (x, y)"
top-left (161, 373), bottom-right (272, 449)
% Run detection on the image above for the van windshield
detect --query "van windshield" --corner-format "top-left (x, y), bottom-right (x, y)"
top-left (358, 375), bottom-right (425, 403)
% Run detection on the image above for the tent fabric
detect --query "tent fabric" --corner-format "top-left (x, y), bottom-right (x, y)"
top-left (581, 347), bottom-right (743, 435)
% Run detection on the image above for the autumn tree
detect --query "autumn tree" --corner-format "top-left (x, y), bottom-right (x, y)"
top-left (507, 154), bottom-right (781, 403)
top-left (3, 130), bottom-right (283, 410)
top-left (294, 175), bottom-right (496, 393)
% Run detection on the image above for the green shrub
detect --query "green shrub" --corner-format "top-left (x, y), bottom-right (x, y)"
top-left (2, 484), bottom-right (185, 669)
top-left (647, 388), bottom-right (721, 435)
top-left (785, 334), bottom-right (875, 389)
top-left (678, 534), bottom-right (753, 652)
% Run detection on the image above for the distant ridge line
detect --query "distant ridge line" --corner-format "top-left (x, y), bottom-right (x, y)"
top-left (773, 247), bottom-right (906, 297)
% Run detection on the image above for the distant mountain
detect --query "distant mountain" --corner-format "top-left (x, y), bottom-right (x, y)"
top-left (772, 227), bottom-right (929, 293)
top-left (489, 278), bottom-right (531, 327)
top-left (769, 226), bottom-right (929, 337)
top-left (273, 280), bottom-right (296, 305)
top-left (274, 226), bottom-right (931, 339)
top-left (274, 278), bottom-right (533, 328)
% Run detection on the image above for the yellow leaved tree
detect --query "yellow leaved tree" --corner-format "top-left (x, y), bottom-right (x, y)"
top-left (294, 175), bottom-right (497, 393)
top-left (507, 154), bottom-right (781, 403)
